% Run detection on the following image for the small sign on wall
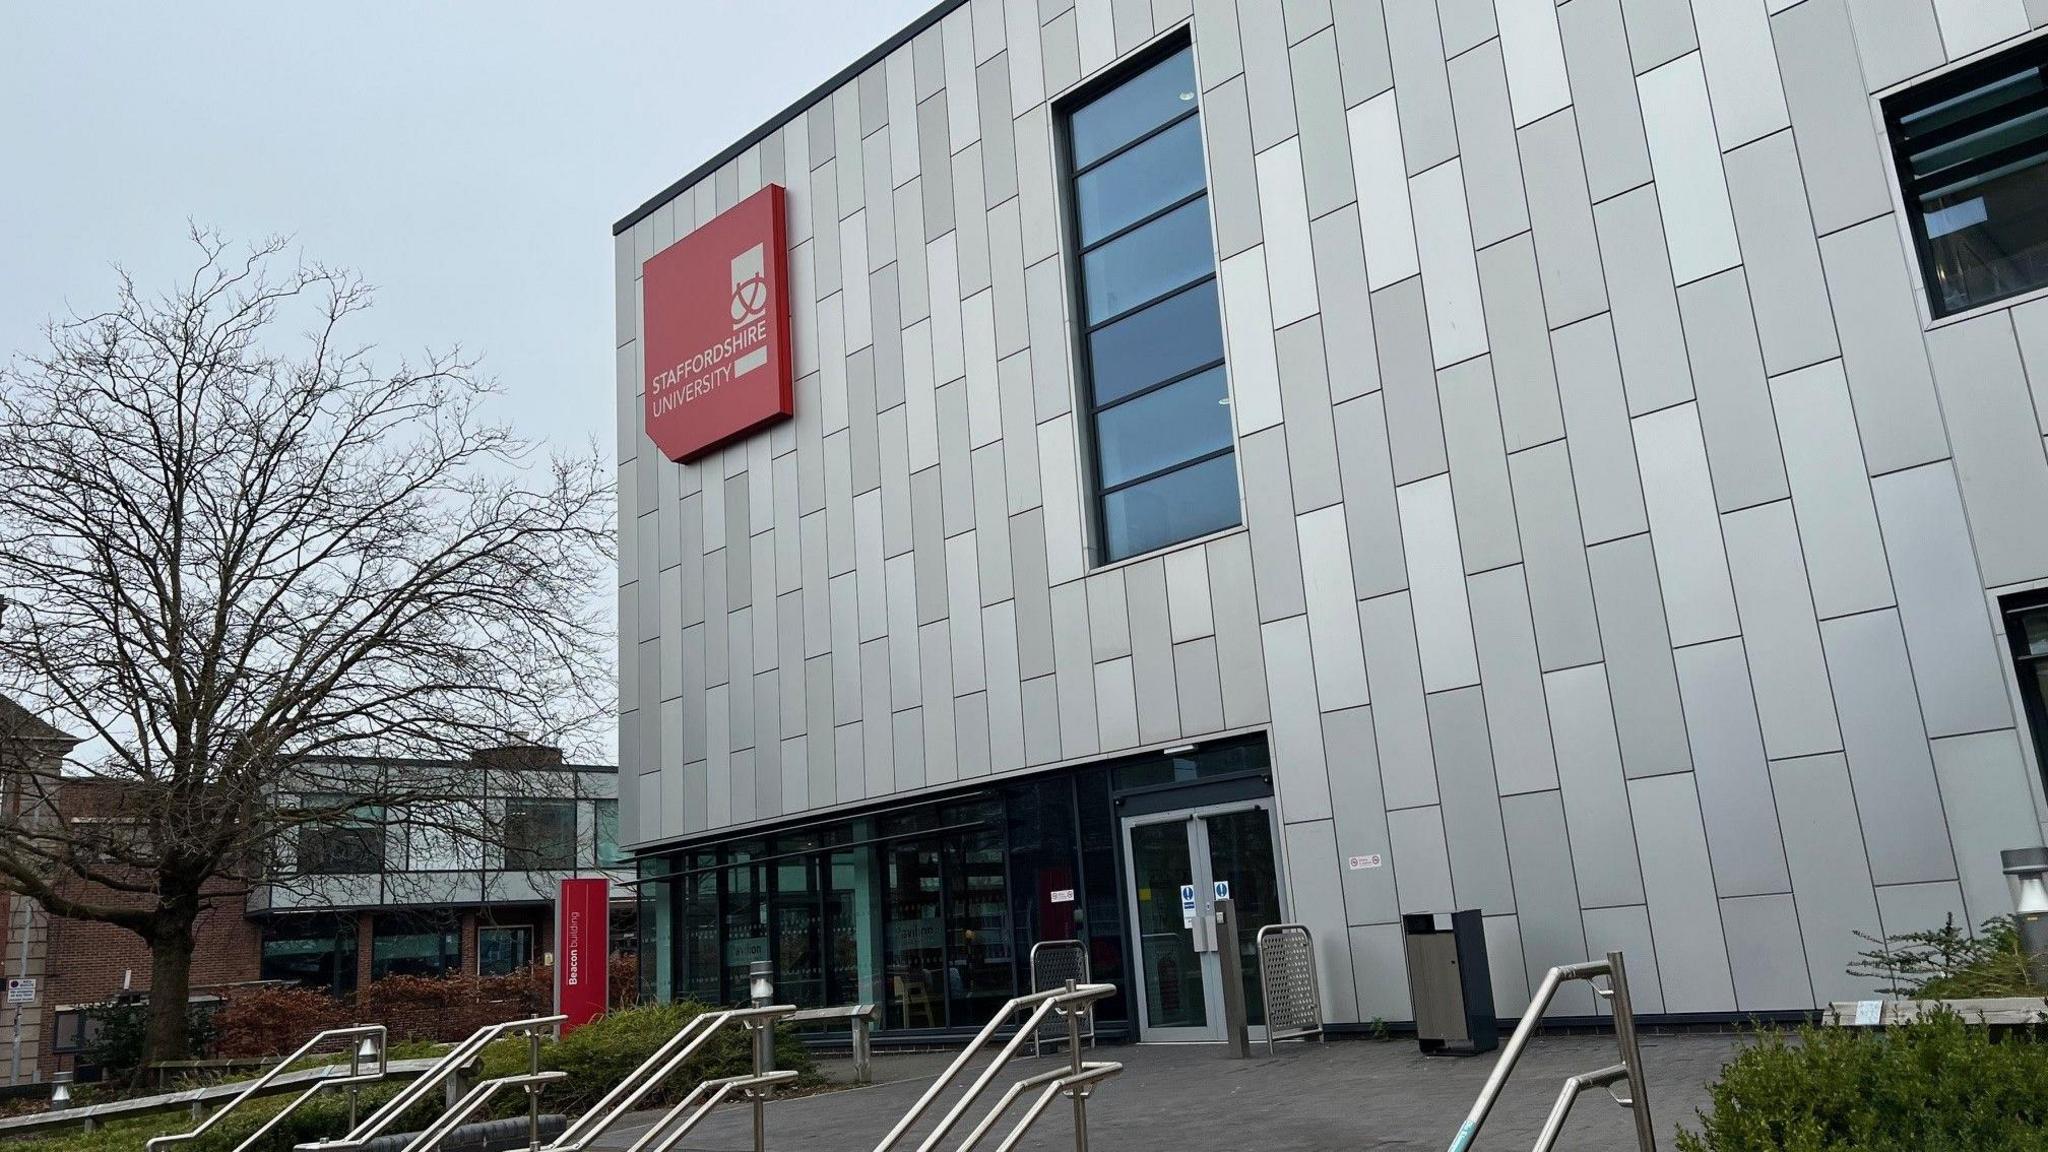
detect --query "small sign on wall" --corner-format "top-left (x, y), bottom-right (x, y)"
top-left (6, 978), bottom-right (34, 1004)
top-left (1347, 854), bottom-right (1383, 871)
top-left (1049, 888), bottom-right (1075, 904)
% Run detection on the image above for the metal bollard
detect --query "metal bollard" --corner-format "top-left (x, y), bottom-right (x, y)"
top-left (749, 960), bottom-right (776, 1152)
top-left (1214, 898), bottom-right (1250, 1060)
top-left (527, 1028), bottom-right (544, 1152)
top-left (852, 1011), bottom-right (873, 1086)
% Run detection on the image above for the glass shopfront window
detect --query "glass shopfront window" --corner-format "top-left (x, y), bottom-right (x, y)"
top-left (261, 914), bottom-right (359, 996)
top-left (370, 912), bottom-right (461, 979)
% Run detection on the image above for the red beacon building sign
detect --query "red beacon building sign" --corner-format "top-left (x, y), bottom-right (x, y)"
top-left (642, 183), bottom-right (794, 462)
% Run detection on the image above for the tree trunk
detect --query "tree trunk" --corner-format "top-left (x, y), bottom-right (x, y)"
top-left (145, 918), bottom-right (197, 1069)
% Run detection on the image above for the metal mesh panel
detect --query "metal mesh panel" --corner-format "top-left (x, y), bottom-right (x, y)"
top-left (1029, 940), bottom-right (1094, 1052)
top-left (1257, 924), bottom-right (1324, 1050)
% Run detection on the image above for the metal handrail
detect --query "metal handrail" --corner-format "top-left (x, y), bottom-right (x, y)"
top-left (623, 1069), bottom-right (799, 1152)
top-left (871, 980), bottom-right (1120, 1152)
top-left (1443, 951), bottom-right (1654, 1152)
top-left (539, 1004), bottom-right (796, 1152)
top-left (146, 1024), bottom-right (387, 1152)
top-left (399, 1070), bottom-right (566, 1152)
top-left (295, 1013), bottom-right (564, 1152)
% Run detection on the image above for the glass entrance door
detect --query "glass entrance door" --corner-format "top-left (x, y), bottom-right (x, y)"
top-left (1121, 803), bottom-right (1283, 1042)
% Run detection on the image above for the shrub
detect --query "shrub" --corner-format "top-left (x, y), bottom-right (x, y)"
top-left (1677, 1012), bottom-right (2048, 1152)
top-left (211, 986), bottom-right (354, 1058)
top-left (79, 1000), bottom-right (218, 1085)
top-left (1848, 914), bottom-right (2042, 1000)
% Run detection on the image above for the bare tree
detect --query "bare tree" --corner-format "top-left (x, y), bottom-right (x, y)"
top-left (0, 232), bottom-right (613, 1063)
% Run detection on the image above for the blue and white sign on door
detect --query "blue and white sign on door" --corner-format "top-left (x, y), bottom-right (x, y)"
top-left (1179, 884), bottom-right (1197, 928)
top-left (1213, 881), bottom-right (1230, 902)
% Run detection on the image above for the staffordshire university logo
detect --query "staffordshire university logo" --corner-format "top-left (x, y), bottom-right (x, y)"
top-left (730, 243), bottom-right (770, 379)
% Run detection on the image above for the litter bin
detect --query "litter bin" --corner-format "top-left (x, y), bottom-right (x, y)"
top-left (1401, 911), bottom-right (1497, 1056)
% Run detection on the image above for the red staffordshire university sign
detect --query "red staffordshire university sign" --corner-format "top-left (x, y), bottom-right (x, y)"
top-left (554, 877), bottom-right (609, 1034)
top-left (642, 183), bottom-right (794, 462)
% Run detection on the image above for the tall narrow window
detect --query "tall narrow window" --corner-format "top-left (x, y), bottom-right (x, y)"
top-left (2002, 591), bottom-right (2048, 788)
top-left (1886, 39), bottom-right (2048, 317)
top-left (1064, 43), bottom-right (1239, 563)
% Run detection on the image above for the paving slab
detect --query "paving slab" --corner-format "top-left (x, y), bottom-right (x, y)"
top-left (594, 1031), bottom-right (1744, 1151)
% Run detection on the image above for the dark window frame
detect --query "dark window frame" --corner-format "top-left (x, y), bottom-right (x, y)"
top-left (503, 797), bottom-right (578, 872)
top-left (1883, 34), bottom-right (2048, 319)
top-left (2001, 589), bottom-right (2048, 790)
top-left (1055, 31), bottom-right (1240, 566)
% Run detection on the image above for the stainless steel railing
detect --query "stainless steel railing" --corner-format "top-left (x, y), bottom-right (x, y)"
top-left (295, 1013), bottom-right (564, 1152)
top-left (146, 1024), bottom-right (387, 1152)
top-left (872, 980), bottom-right (1121, 1152)
top-left (1443, 951), bottom-right (1654, 1152)
top-left (538, 1003), bottom-right (796, 1152)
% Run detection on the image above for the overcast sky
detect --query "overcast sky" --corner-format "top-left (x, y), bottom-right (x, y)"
top-left (0, 1), bottom-right (931, 457)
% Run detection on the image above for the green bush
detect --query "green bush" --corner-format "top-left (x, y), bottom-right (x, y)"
top-left (1677, 1012), bottom-right (2048, 1152)
top-left (1848, 914), bottom-right (2043, 999)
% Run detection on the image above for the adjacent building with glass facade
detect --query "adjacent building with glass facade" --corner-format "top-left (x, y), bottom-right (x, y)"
top-left (617, 0), bottom-right (2048, 1039)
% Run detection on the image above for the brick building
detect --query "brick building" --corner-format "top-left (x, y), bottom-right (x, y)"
top-left (0, 707), bottom-right (627, 1082)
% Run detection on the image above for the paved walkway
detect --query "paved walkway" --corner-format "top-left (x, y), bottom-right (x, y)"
top-left (595, 1031), bottom-right (1743, 1150)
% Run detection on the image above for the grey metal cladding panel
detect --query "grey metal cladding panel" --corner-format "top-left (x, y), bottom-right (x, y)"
top-left (1872, 463), bottom-right (2015, 738)
top-left (1820, 609), bottom-right (1959, 887)
top-left (1584, 534), bottom-right (1692, 779)
top-left (1205, 78), bottom-right (1266, 261)
top-left (681, 626), bottom-right (707, 761)
top-left (878, 409), bottom-right (914, 561)
top-left (779, 592), bottom-right (807, 734)
top-left (812, 163), bottom-right (843, 299)
top-left (1010, 509), bottom-right (1056, 679)
top-left (1095, 655), bottom-right (1140, 754)
top-left (1281, 0), bottom-right (1331, 43)
top-left (1239, 428), bottom-right (1309, 621)
top-left (1127, 560), bottom-right (1182, 743)
top-left (1388, 805), bottom-right (1457, 914)
top-left (1113, 0), bottom-right (1153, 52)
top-left (703, 560), bottom-right (729, 685)
top-left (873, 270), bottom-right (907, 412)
top-left (1507, 441), bottom-right (1603, 671)
top-left (918, 619), bottom-right (956, 784)
top-left (1323, 705), bottom-right (1399, 925)
top-left (972, 448), bottom-right (1015, 604)
top-left (1721, 503), bottom-right (1843, 760)
top-left (918, 95), bottom-right (956, 240)
top-left (977, 56), bottom-right (1019, 208)
top-left (865, 135), bottom-right (899, 274)
top-left (1719, 894), bottom-right (1817, 1011)
top-left (952, 146), bottom-right (993, 297)
top-left (1580, 904), bottom-right (1665, 1013)
top-left (1193, 0), bottom-right (1244, 88)
top-left (1675, 269), bottom-right (1789, 513)
top-left (1875, 880), bottom-right (1969, 941)
top-left (848, 351), bottom-right (881, 496)
top-left (1173, 637), bottom-right (1226, 736)
top-left (1382, 0), bottom-right (1457, 174)
top-left (1025, 261), bottom-right (1074, 421)
top-left (935, 382), bottom-right (975, 536)
top-left (1280, 819), bottom-right (1362, 1022)
top-left (1771, 753), bottom-right (1884, 1005)
top-left (1022, 673), bottom-right (1062, 765)
top-left (1845, 0), bottom-right (1945, 91)
top-left (1015, 108), bottom-right (1059, 264)
top-left (1724, 132), bottom-right (1840, 377)
top-left (1467, 567), bottom-right (1559, 796)
top-left (1551, 315), bottom-right (1647, 545)
top-left (1625, 771), bottom-right (1737, 1012)
top-left (1427, 686), bottom-right (1516, 912)
top-left (1330, 0), bottom-right (1391, 104)
top-left (1372, 278), bottom-right (1450, 485)
top-left (1290, 30), bottom-right (1356, 220)
top-left (835, 719), bottom-right (866, 803)
top-left (860, 648), bottom-right (894, 791)
top-left (1593, 187), bottom-right (1692, 418)
top-left (1518, 110), bottom-right (1607, 328)
top-left (984, 602), bottom-right (1026, 772)
top-left (1558, 0), bottom-right (1651, 202)
top-left (910, 467), bottom-right (950, 625)
top-left (1263, 616), bottom-right (1332, 820)
top-left (1350, 921), bottom-right (1414, 1021)
top-left (1501, 790), bottom-right (1597, 1017)
top-left (1817, 219), bottom-right (1948, 475)
top-left (860, 65), bottom-right (889, 138)
top-left (1673, 638), bottom-right (1792, 898)
top-left (1359, 592), bottom-right (1439, 810)
top-left (1333, 394), bottom-right (1409, 599)
top-left (1050, 580), bottom-right (1101, 758)
top-left (830, 573), bottom-right (864, 723)
top-left (1209, 534), bottom-right (1274, 726)
top-left (1616, 0), bottom-right (1695, 74)
top-left (1041, 10), bottom-right (1081, 97)
top-left (990, 211), bottom-right (1030, 363)
top-left (1931, 729), bottom-right (2047, 927)
top-left (1311, 208), bottom-right (1381, 403)
top-left (808, 101), bottom-right (837, 167)
top-left (1476, 234), bottom-right (1565, 453)
top-left (1438, 356), bottom-right (1521, 576)
top-left (1086, 568), bottom-right (1132, 663)
top-left (1449, 42), bottom-right (1530, 251)
top-left (805, 654), bottom-right (837, 806)
top-left (1237, 0), bottom-right (1298, 151)
top-left (1769, 361), bottom-right (1895, 619)
top-left (1275, 318), bottom-right (1343, 511)
top-left (1926, 315), bottom-right (2048, 586)
top-left (1772, 0), bottom-right (1895, 235)
top-left (1543, 663), bottom-right (1646, 907)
